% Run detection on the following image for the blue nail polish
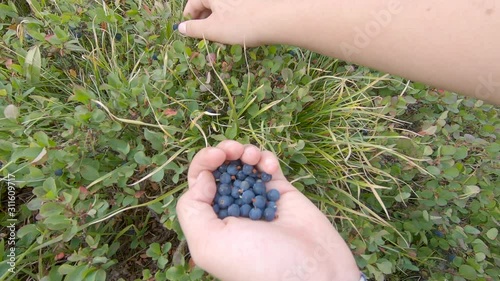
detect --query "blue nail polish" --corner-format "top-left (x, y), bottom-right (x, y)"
top-left (173, 23), bottom-right (179, 31)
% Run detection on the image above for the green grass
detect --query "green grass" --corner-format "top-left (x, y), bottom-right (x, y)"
top-left (0, 1), bottom-right (498, 280)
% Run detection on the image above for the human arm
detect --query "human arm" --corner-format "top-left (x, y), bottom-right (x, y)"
top-left (178, 0), bottom-right (500, 105)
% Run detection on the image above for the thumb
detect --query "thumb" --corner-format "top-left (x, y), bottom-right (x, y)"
top-left (176, 170), bottom-right (223, 243)
top-left (178, 18), bottom-right (216, 41)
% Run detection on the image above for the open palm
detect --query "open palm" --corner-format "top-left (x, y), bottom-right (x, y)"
top-left (176, 140), bottom-right (359, 281)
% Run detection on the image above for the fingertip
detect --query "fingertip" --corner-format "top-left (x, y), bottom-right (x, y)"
top-left (188, 147), bottom-right (226, 184)
top-left (216, 140), bottom-right (245, 160)
top-left (258, 151), bottom-right (287, 181)
top-left (178, 22), bottom-right (186, 34)
top-left (240, 144), bottom-right (261, 165)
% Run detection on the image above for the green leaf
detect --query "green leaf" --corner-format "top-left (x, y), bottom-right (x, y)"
top-left (486, 228), bottom-right (498, 240)
top-left (71, 85), bottom-right (96, 103)
top-left (376, 260), bottom-right (393, 274)
top-left (108, 139), bottom-right (130, 155)
top-left (151, 168), bottom-right (164, 182)
top-left (65, 265), bottom-right (88, 280)
top-left (17, 224), bottom-right (39, 238)
top-left (134, 151), bottom-right (151, 165)
top-left (454, 146), bottom-right (468, 160)
top-left (146, 243), bottom-right (162, 259)
top-left (441, 145), bottom-right (456, 156)
top-left (144, 129), bottom-right (164, 152)
top-left (291, 153), bottom-right (307, 164)
top-left (443, 167), bottom-right (459, 179)
top-left (25, 45), bottom-right (41, 83)
top-left (44, 215), bottom-right (71, 230)
top-left (40, 202), bottom-right (64, 217)
top-left (426, 166), bottom-right (440, 176)
top-left (80, 165), bottom-right (100, 181)
top-left (458, 265), bottom-right (477, 280)
top-left (225, 122), bottom-right (238, 139)
top-left (165, 266), bottom-right (185, 279)
top-left (464, 225), bottom-right (481, 235)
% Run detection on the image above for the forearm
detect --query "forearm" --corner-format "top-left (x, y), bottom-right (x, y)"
top-left (270, 0), bottom-right (500, 104)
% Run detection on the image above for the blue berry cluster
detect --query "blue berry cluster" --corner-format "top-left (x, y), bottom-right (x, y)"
top-left (212, 160), bottom-right (280, 221)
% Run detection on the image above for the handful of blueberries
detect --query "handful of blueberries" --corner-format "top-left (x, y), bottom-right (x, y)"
top-left (212, 160), bottom-right (280, 221)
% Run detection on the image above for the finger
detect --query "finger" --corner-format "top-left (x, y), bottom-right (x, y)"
top-left (239, 144), bottom-right (261, 165)
top-left (215, 140), bottom-right (245, 160)
top-left (183, 0), bottom-right (212, 19)
top-left (255, 151), bottom-right (285, 180)
top-left (177, 17), bottom-right (217, 40)
top-left (199, 9), bottom-right (212, 19)
top-left (187, 147), bottom-right (226, 186)
top-left (176, 171), bottom-right (224, 249)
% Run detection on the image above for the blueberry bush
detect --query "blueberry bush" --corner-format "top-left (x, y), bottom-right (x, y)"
top-left (0, 1), bottom-right (498, 280)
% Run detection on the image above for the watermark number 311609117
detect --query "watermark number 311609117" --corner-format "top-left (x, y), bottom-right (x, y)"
top-left (2, 174), bottom-right (17, 274)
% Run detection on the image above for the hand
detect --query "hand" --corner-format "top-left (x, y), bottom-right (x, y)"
top-left (176, 140), bottom-right (360, 281)
top-left (178, 0), bottom-right (279, 46)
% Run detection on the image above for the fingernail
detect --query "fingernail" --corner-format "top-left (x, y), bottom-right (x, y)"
top-left (173, 23), bottom-right (179, 31)
top-left (178, 22), bottom-right (186, 34)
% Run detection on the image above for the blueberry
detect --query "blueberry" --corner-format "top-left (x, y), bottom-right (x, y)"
top-left (253, 181), bottom-right (266, 195)
top-left (220, 173), bottom-right (231, 184)
top-left (213, 170), bottom-right (221, 180)
top-left (218, 195), bottom-right (234, 209)
top-left (240, 204), bottom-right (252, 217)
top-left (218, 183), bottom-right (231, 196)
top-left (214, 193), bottom-right (221, 204)
top-left (244, 176), bottom-right (256, 186)
top-left (152, 54), bottom-right (158, 61)
top-left (226, 164), bottom-right (239, 175)
top-left (233, 179), bottom-right (242, 188)
top-left (266, 201), bottom-right (277, 210)
top-left (54, 169), bottom-right (63, 176)
top-left (235, 198), bottom-right (244, 206)
top-left (213, 204), bottom-right (220, 214)
top-left (240, 180), bottom-right (250, 191)
top-left (242, 164), bottom-right (253, 175)
top-left (447, 254), bottom-right (456, 262)
top-left (252, 195), bottom-right (266, 209)
top-left (230, 160), bottom-right (242, 166)
top-left (263, 207), bottom-right (276, 221)
top-left (260, 172), bottom-right (272, 182)
top-left (267, 189), bottom-right (280, 202)
top-left (173, 23), bottom-right (179, 31)
top-left (218, 164), bottom-right (228, 173)
top-left (227, 204), bottom-right (240, 217)
top-left (249, 208), bottom-right (262, 220)
top-left (115, 33), bottom-right (122, 41)
top-left (236, 171), bottom-right (247, 180)
top-left (241, 190), bottom-right (255, 204)
top-left (218, 209), bottom-right (228, 219)
top-left (0, 161), bottom-right (3, 169)
top-left (433, 229), bottom-right (444, 238)
top-left (251, 170), bottom-right (259, 178)
top-left (231, 186), bottom-right (242, 198)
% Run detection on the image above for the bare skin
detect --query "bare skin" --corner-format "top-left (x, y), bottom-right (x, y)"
top-left (178, 0), bottom-right (500, 105)
top-left (176, 140), bottom-right (360, 281)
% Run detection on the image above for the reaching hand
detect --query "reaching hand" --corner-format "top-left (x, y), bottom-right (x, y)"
top-left (176, 140), bottom-right (360, 281)
top-left (177, 0), bottom-right (281, 46)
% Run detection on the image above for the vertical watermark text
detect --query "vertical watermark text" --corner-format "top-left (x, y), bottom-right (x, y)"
top-left (3, 174), bottom-right (17, 274)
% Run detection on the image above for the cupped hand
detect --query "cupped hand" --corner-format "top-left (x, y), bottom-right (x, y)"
top-left (176, 140), bottom-right (360, 281)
